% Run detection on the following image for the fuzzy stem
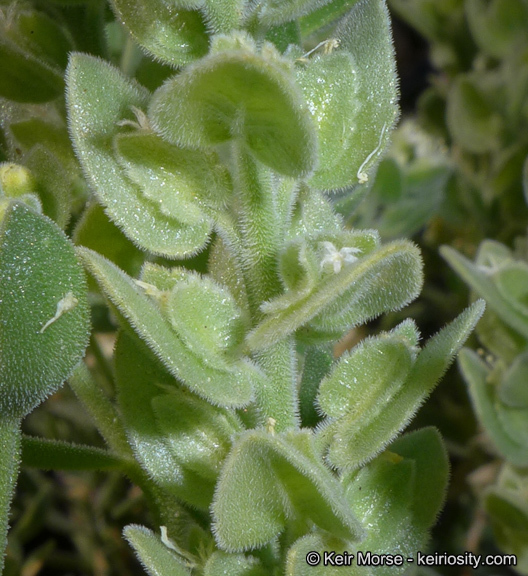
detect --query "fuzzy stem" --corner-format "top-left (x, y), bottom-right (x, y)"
top-left (231, 142), bottom-right (299, 430)
top-left (0, 416), bottom-right (21, 575)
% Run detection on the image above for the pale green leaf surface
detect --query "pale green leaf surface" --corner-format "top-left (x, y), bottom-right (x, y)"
top-left (459, 348), bottom-right (528, 466)
top-left (167, 273), bottom-right (246, 368)
top-left (326, 301), bottom-right (485, 469)
top-left (110, 0), bottom-right (209, 66)
top-left (441, 246), bottom-right (528, 339)
top-left (344, 457), bottom-right (419, 564)
top-left (202, 0), bottom-right (245, 32)
top-left (500, 351), bottom-right (528, 408)
top-left (212, 430), bottom-right (364, 551)
top-left (124, 524), bottom-right (191, 576)
top-left (78, 247), bottom-right (256, 407)
top-left (149, 40), bottom-right (317, 177)
top-left (115, 331), bottom-right (217, 509)
top-left (446, 76), bottom-right (502, 154)
top-left (318, 333), bottom-right (415, 419)
top-left (152, 392), bottom-right (242, 481)
top-left (389, 427), bottom-right (449, 531)
top-left (114, 132), bottom-right (230, 225)
top-left (248, 240), bottom-right (421, 350)
top-left (302, 0), bottom-right (398, 190)
top-left (67, 54), bottom-right (210, 257)
top-left (203, 551), bottom-right (266, 576)
top-left (495, 262), bottom-right (528, 318)
top-left (285, 533), bottom-right (362, 576)
top-left (0, 201), bottom-right (89, 418)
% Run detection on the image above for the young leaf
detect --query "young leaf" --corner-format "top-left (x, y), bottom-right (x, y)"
top-left (325, 301), bottom-right (485, 469)
top-left (67, 54), bottom-right (211, 258)
top-left (109, 0), bottom-right (209, 66)
top-left (299, 0), bottom-right (399, 190)
top-left (114, 132), bottom-right (230, 224)
top-left (167, 273), bottom-right (246, 368)
top-left (152, 391), bottom-right (243, 481)
top-left (124, 524), bottom-right (192, 576)
top-left (212, 430), bottom-right (365, 552)
top-left (78, 247), bottom-right (257, 407)
top-left (149, 37), bottom-right (317, 177)
top-left (247, 239), bottom-right (421, 351)
top-left (115, 331), bottom-right (218, 509)
top-left (0, 201), bottom-right (89, 419)
top-left (204, 551), bottom-right (266, 576)
top-left (459, 349), bottom-right (528, 466)
top-left (317, 325), bottom-right (417, 419)
top-left (389, 427), bottom-right (449, 531)
top-left (441, 245), bottom-right (528, 339)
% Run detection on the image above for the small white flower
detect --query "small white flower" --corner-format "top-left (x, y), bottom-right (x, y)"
top-left (320, 241), bottom-right (362, 274)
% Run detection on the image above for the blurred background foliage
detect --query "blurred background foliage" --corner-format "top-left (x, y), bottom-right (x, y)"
top-left (1, 0), bottom-right (528, 573)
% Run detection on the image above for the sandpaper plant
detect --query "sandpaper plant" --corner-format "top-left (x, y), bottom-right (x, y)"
top-left (0, 0), bottom-right (484, 574)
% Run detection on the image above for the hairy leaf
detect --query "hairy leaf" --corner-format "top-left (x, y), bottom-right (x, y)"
top-left (149, 36), bottom-right (317, 177)
top-left (78, 247), bottom-right (257, 407)
top-left (0, 201), bottom-right (89, 418)
top-left (67, 54), bottom-right (211, 257)
top-left (124, 525), bottom-right (192, 576)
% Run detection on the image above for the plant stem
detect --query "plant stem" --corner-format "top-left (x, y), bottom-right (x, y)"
top-left (231, 142), bottom-right (299, 430)
top-left (68, 363), bottom-right (133, 460)
top-left (0, 416), bottom-right (21, 575)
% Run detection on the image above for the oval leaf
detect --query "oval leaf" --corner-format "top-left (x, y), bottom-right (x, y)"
top-left (0, 201), bottom-right (89, 418)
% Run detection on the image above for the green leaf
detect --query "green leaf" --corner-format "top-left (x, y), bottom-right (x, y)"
top-left (109, 0), bottom-right (209, 66)
top-left (459, 348), bottom-right (528, 466)
top-left (0, 36), bottom-right (64, 103)
top-left (22, 146), bottom-right (73, 229)
top-left (495, 262), bottom-right (528, 318)
top-left (202, 0), bottom-right (245, 33)
top-left (212, 430), bottom-right (364, 551)
top-left (259, 0), bottom-right (334, 26)
top-left (0, 201), bottom-right (89, 419)
top-left (466, 0), bottom-right (528, 59)
top-left (390, 427), bottom-right (449, 531)
top-left (152, 391), bottom-right (242, 481)
top-left (325, 301), bottom-right (485, 469)
top-left (446, 75), bottom-right (503, 154)
top-left (299, 0), bottom-right (398, 190)
top-left (78, 247), bottom-right (257, 407)
top-left (167, 273), bottom-right (247, 368)
top-left (317, 322), bottom-right (418, 419)
top-left (124, 524), bottom-right (192, 576)
top-left (115, 331), bottom-right (218, 509)
top-left (299, 0), bottom-right (361, 37)
top-left (441, 245), bottom-right (528, 339)
top-left (67, 53), bottom-right (211, 258)
top-left (114, 132), bottom-right (230, 224)
top-left (247, 239), bottom-right (421, 351)
top-left (285, 533), bottom-right (355, 576)
top-left (204, 551), bottom-right (267, 576)
top-left (21, 436), bottom-right (123, 471)
top-left (500, 351), bottom-right (528, 408)
top-left (74, 202), bottom-right (144, 279)
top-left (149, 36), bottom-right (317, 177)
